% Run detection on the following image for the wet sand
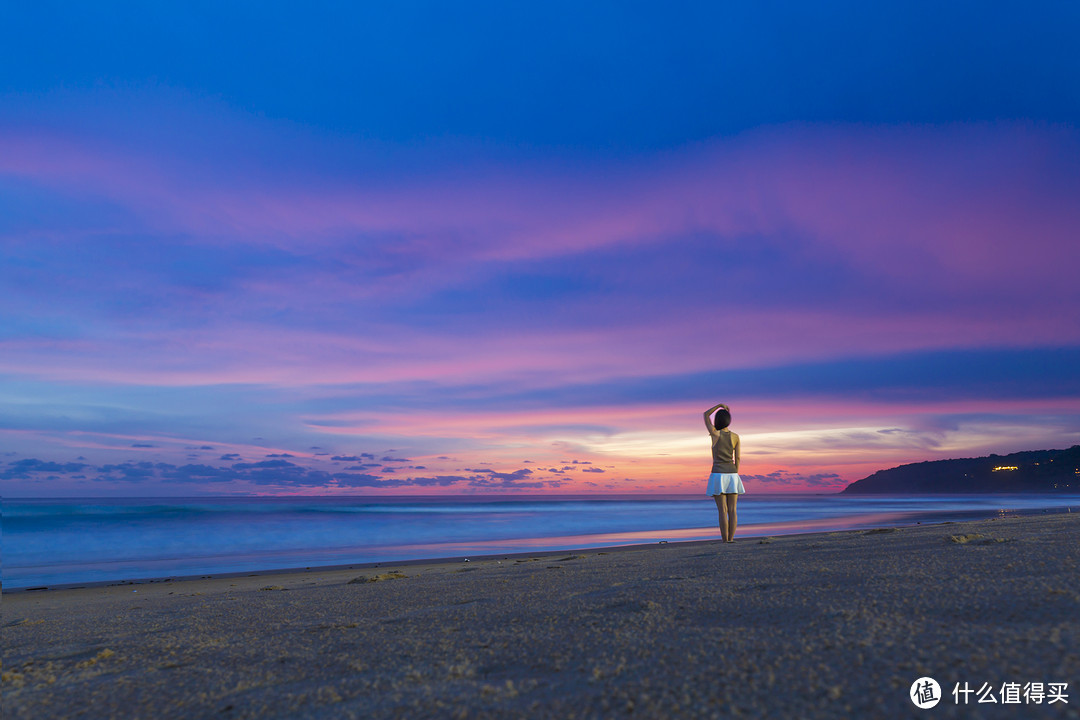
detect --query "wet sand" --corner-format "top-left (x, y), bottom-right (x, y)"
top-left (4, 513), bottom-right (1079, 719)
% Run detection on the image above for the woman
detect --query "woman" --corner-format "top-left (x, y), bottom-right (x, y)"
top-left (704, 402), bottom-right (743, 543)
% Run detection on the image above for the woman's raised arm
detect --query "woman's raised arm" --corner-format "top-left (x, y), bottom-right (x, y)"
top-left (703, 403), bottom-right (728, 434)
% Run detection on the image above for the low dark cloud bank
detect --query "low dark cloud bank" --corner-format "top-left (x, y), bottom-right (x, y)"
top-left (742, 471), bottom-right (842, 487)
top-left (2, 457), bottom-right (562, 491)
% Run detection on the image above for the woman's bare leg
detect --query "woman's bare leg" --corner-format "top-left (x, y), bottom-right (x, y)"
top-left (713, 495), bottom-right (729, 542)
top-left (724, 493), bottom-right (738, 542)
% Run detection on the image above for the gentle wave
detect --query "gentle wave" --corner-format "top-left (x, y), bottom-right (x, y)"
top-left (4, 493), bottom-right (1078, 589)
top-left (4, 497), bottom-right (696, 519)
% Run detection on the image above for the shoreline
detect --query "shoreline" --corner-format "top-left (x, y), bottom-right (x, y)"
top-left (6, 512), bottom-right (1079, 719)
top-left (6, 502), bottom-right (1077, 594)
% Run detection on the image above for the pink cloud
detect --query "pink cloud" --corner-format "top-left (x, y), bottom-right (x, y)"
top-left (2, 304), bottom-right (1077, 389)
top-left (5, 108), bottom-right (1078, 281)
top-left (5, 93), bottom-right (1079, 494)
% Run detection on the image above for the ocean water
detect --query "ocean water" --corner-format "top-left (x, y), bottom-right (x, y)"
top-left (4, 493), bottom-right (1079, 589)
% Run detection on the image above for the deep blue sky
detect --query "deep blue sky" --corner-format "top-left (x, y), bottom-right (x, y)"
top-left (5, 2), bottom-right (1079, 148)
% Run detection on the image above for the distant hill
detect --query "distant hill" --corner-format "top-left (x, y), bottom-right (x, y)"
top-left (842, 445), bottom-right (1080, 494)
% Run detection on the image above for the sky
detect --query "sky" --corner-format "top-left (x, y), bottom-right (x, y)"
top-left (2, 2), bottom-right (1079, 496)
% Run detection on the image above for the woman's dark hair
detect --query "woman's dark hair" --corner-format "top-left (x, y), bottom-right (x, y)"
top-left (713, 408), bottom-right (731, 430)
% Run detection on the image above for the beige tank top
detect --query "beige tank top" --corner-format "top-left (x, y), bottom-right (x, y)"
top-left (711, 431), bottom-right (739, 473)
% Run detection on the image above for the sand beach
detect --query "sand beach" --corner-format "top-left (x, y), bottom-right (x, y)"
top-left (4, 513), bottom-right (1079, 719)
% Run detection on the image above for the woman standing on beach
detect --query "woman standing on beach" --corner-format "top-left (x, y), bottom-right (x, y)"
top-left (705, 402), bottom-right (744, 543)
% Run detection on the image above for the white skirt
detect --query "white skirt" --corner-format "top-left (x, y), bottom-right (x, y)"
top-left (706, 473), bottom-right (745, 496)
